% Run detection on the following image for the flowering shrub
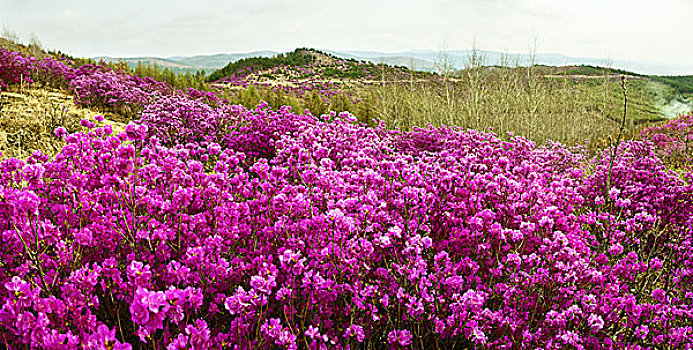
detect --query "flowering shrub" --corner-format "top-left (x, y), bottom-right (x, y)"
top-left (69, 70), bottom-right (166, 115)
top-left (0, 112), bottom-right (692, 349)
top-left (0, 48), bottom-right (213, 117)
top-left (1, 46), bottom-right (693, 349)
top-left (0, 48), bottom-right (35, 89)
top-left (0, 48), bottom-right (75, 90)
top-left (640, 113), bottom-right (693, 168)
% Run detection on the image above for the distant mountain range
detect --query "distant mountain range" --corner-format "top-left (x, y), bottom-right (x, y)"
top-left (328, 50), bottom-right (693, 76)
top-left (95, 50), bottom-right (693, 76)
top-left (93, 51), bottom-right (277, 74)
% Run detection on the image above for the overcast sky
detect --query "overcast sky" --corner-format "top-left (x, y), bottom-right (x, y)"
top-left (1, 0), bottom-right (691, 67)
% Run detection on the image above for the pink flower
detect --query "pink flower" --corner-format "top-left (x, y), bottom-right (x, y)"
top-left (387, 329), bottom-right (412, 346)
top-left (608, 243), bottom-right (624, 256)
top-left (587, 313), bottom-right (604, 332)
top-left (4, 276), bottom-right (32, 308)
top-left (652, 289), bottom-right (666, 302)
top-left (54, 127), bottom-right (67, 137)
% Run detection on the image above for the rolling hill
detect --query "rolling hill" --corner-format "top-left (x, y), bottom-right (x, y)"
top-left (95, 49), bottom-right (693, 77)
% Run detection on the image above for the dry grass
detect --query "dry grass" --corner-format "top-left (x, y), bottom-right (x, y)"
top-left (216, 60), bottom-right (665, 149)
top-left (370, 64), bottom-right (662, 148)
top-left (0, 37), bottom-right (47, 59)
top-left (0, 88), bottom-right (125, 159)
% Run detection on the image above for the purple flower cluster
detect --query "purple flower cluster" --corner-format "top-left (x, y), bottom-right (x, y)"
top-left (0, 49), bottom-right (36, 88)
top-left (0, 48), bottom-right (218, 117)
top-left (0, 48), bottom-right (84, 90)
top-left (640, 113), bottom-right (693, 168)
top-left (1, 46), bottom-right (693, 349)
top-left (69, 70), bottom-right (168, 115)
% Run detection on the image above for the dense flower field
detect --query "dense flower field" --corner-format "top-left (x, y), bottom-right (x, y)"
top-left (640, 112), bottom-right (693, 168)
top-left (1, 47), bottom-right (693, 349)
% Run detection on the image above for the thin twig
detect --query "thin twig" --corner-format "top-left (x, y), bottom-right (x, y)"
top-left (605, 75), bottom-right (628, 200)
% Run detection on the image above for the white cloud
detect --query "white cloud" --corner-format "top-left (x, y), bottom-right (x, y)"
top-left (0, 0), bottom-right (690, 69)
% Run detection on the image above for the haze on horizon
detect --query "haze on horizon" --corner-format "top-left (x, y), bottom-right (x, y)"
top-left (1, 0), bottom-right (691, 72)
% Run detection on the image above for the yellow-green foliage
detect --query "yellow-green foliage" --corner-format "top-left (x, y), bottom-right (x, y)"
top-left (132, 62), bottom-right (208, 91)
top-left (370, 66), bottom-right (664, 147)
top-left (215, 60), bottom-right (674, 149)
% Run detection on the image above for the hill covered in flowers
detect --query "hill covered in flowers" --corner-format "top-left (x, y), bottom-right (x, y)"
top-left (0, 45), bottom-right (692, 350)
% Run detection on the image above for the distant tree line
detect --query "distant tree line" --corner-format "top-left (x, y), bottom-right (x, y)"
top-left (132, 61), bottom-right (208, 90)
top-left (650, 76), bottom-right (693, 94)
top-left (207, 48), bottom-right (324, 82)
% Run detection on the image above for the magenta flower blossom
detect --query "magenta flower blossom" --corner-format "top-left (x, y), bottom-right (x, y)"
top-left (587, 313), bottom-right (604, 332)
top-left (387, 329), bottom-right (413, 346)
top-left (129, 288), bottom-right (170, 334)
top-left (1, 46), bottom-right (693, 349)
top-left (652, 289), bottom-right (666, 303)
top-left (650, 258), bottom-right (663, 270)
top-left (305, 325), bottom-right (319, 339)
top-left (126, 261), bottom-right (152, 287)
top-left (608, 243), bottom-right (624, 256)
top-left (345, 324), bottom-right (366, 342)
top-left (54, 126), bottom-right (68, 137)
top-left (4, 277), bottom-right (32, 308)
top-left (86, 325), bottom-right (132, 350)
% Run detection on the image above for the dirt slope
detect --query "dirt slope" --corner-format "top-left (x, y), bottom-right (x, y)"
top-left (0, 88), bottom-right (125, 159)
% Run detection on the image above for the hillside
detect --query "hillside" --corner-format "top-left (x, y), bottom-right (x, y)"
top-left (172, 51), bottom-right (277, 69)
top-left (93, 56), bottom-right (207, 75)
top-left (0, 37), bottom-right (48, 59)
top-left (2, 38), bottom-right (691, 147)
top-left (2, 40), bottom-right (693, 350)
top-left (0, 88), bottom-right (125, 158)
top-left (206, 49), bottom-right (691, 133)
top-left (650, 75), bottom-right (693, 95)
top-left (96, 48), bottom-right (693, 77)
top-left (206, 48), bottom-right (420, 82)
top-left (92, 50), bottom-right (693, 119)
